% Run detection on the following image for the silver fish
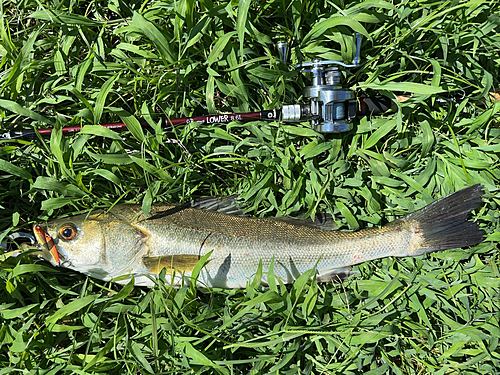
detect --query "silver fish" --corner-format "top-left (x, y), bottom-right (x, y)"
top-left (30, 185), bottom-right (484, 288)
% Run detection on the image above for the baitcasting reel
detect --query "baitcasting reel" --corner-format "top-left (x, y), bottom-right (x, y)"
top-left (278, 34), bottom-right (362, 133)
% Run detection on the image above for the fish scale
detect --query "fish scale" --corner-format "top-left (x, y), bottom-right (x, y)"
top-left (31, 185), bottom-right (484, 288)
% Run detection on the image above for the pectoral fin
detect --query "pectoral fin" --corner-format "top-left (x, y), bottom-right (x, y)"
top-left (143, 255), bottom-right (201, 274)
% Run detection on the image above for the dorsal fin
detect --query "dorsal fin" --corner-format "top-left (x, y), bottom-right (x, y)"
top-left (139, 196), bottom-right (247, 222)
top-left (190, 195), bottom-right (247, 216)
top-left (191, 196), bottom-right (338, 230)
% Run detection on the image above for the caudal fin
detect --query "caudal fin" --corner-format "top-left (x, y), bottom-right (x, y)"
top-left (403, 185), bottom-right (485, 255)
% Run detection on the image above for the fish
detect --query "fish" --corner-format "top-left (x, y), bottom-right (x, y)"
top-left (28, 184), bottom-right (484, 288)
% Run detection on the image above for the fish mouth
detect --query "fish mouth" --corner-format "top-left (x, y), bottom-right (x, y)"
top-left (33, 224), bottom-right (61, 266)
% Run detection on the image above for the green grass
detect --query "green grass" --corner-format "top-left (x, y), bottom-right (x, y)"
top-left (0, 0), bottom-right (499, 373)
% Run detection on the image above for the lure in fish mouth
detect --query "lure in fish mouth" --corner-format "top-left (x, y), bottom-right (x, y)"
top-left (32, 224), bottom-right (62, 266)
top-left (24, 185), bottom-right (485, 288)
top-left (4, 225), bottom-right (66, 266)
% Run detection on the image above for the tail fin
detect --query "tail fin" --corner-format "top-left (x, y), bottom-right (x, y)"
top-left (403, 185), bottom-right (485, 255)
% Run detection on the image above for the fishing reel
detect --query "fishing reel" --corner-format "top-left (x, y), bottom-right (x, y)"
top-left (278, 34), bottom-right (362, 133)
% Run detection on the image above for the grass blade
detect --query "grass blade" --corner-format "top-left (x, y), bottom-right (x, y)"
top-left (236, 0), bottom-right (251, 61)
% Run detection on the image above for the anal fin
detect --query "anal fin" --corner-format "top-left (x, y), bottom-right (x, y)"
top-left (316, 267), bottom-right (358, 283)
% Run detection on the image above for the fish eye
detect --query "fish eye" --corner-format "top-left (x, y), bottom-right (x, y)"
top-left (59, 224), bottom-right (78, 241)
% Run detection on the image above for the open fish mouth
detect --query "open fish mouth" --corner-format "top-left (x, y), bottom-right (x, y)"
top-left (32, 224), bottom-right (61, 266)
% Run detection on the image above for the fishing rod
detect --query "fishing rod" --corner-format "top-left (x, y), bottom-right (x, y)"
top-left (0, 110), bottom-right (282, 140)
top-left (0, 34), bottom-right (398, 140)
top-left (0, 96), bottom-right (394, 140)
